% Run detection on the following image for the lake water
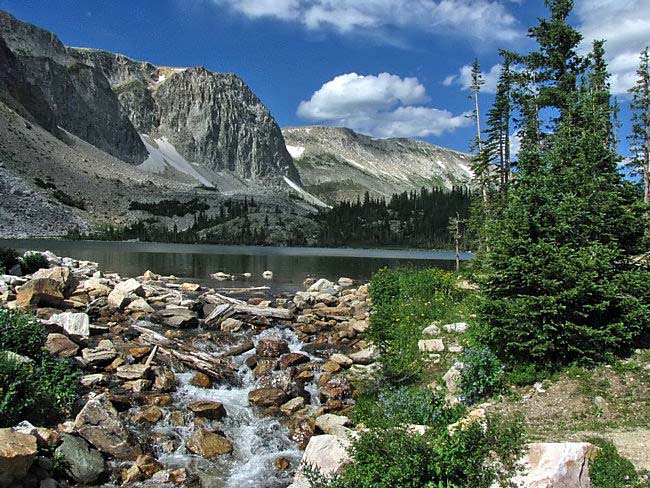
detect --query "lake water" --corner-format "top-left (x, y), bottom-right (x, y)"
top-left (1, 239), bottom-right (473, 291)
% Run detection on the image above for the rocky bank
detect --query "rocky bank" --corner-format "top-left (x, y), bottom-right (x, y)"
top-left (0, 253), bottom-right (602, 487)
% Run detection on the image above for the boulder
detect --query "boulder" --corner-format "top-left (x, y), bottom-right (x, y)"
top-left (16, 279), bottom-right (65, 308)
top-left (443, 322), bottom-right (468, 334)
top-left (315, 414), bottom-right (352, 435)
top-left (349, 347), bottom-right (378, 365)
top-left (185, 430), bottom-right (233, 458)
top-left (248, 388), bottom-right (288, 407)
top-left (211, 272), bottom-right (233, 281)
top-left (134, 406), bottom-right (163, 424)
top-left (330, 353), bottom-right (353, 367)
top-left (223, 340), bottom-right (254, 357)
top-left (136, 454), bottom-right (162, 478)
top-left (256, 337), bottom-right (290, 358)
top-left (308, 279), bottom-right (340, 296)
top-left (190, 372), bottom-right (212, 389)
top-left (116, 364), bottom-right (151, 380)
top-left (289, 417), bottom-right (316, 450)
top-left (0, 428), bottom-right (37, 487)
top-left (189, 401), bottom-right (227, 420)
top-left (107, 278), bottom-right (144, 309)
top-left (512, 443), bottom-right (599, 488)
top-left (48, 312), bottom-right (91, 339)
top-left (179, 283), bottom-right (201, 292)
top-left (422, 323), bottom-right (441, 336)
top-left (125, 298), bottom-right (154, 314)
top-left (153, 368), bottom-right (176, 392)
top-left (153, 308), bottom-right (199, 328)
top-left (45, 333), bottom-right (79, 357)
top-left (443, 363), bottom-right (462, 403)
top-left (279, 352), bottom-right (310, 369)
top-left (338, 277), bottom-right (354, 288)
top-left (418, 339), bottom-right (445, 352)
top-left (32, 267), bottom-right (77, 295)
top-left (280, 397), bottom-right (305, 415)
top-left (81, 340), bottom-right (118, 366)
top-left (55, 434), bottom-right (105, 484)
top-left (75, 394), bottom-right (142, 460)
top-left (143, 270), bottom-right (160, 281)
top-left (289, 435), bottom-right (352, 488)
top-left (220, 317), bottom-right (244, 332)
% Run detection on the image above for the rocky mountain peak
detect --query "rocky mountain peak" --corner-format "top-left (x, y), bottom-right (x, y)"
top-left (283, 125), bottom-right (473, 203)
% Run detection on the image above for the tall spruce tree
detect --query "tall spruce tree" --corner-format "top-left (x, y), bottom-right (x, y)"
top-left (479, 0), bottom-right (648, 369)
top-left (469, 59), bottom-right (490, 204)
top-left (628, 47), bottom-right (650, 204)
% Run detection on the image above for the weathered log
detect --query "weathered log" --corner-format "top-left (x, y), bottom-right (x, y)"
top-left (201, 293), bottom-right (247, 306)
top-left (205, 303), bottom-right (293, 326)
top-left (131, 324), bottom-right (237, 382)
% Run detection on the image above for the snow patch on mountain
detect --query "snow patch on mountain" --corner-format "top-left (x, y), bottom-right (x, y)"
top-left (138, 134), bottom-right (214, 187)
top-left (286, 145), bottom-right (306, 159)
top-left (283, 176), bottom-right (330, 208)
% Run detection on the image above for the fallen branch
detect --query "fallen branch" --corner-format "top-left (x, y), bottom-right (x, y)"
top-left (131, 324), bottom-right (237, 382)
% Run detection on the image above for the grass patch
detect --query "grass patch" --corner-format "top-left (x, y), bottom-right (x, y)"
top-left (0, 310), bottom-right (79, 427)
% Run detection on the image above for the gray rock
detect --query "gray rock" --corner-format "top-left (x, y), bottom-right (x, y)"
top-left (48, 312), bottom-right (90, 339)
top-left (107, 278), bottom-right (144, 309)
top-left (55, 434), bottom-right (105, 484)
top-left (422, 323), bottom-right (441, 336)
top-left (443, 322), bottom-right (468, 334)
top-left (74, 394), bottom-right (141, 460)
top-left (153, 308), bottom-right (199, 328)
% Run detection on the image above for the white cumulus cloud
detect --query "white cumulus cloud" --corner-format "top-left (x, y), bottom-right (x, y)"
top-left (576, 0), bottom-right (650, 95)
top-left (297, 72), bottom-right (470, 138)
top-left (208, 0), bottom-right (522, 43)
top-left (443, 63), bottom-right (503, 94)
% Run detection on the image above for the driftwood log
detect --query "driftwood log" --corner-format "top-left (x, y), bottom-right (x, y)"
top-left (204, 303), bottom-right (293, 326)
top-left (131, 324), bottom-right (237, 382)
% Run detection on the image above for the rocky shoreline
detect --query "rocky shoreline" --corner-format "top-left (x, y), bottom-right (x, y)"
top-left (0, 252), bottom-right (611, 488)
top-left (0, 251), bottom-right (376, 487)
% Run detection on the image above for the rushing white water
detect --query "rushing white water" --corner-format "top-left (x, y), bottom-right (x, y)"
top-left (142, 325), bottom-right (320, 487)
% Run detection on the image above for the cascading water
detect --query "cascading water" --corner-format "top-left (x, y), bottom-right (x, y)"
top-left (137, 324), bottom-right (321, 487)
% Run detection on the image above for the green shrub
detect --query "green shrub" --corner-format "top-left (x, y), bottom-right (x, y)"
top-left (0, 310), bottom-right (79, 426)
top-left (368, 268), bottom-right (459, 382)
top-left (306, 413), bottom-right (524, 488)
top-left (0, 309), bottom-right (46, 359)
top-left (20, 252), bottom-right (49, 274)
top-left (0, 247), bottom-right (19, 274)
top-left (353, 385), bottom-right (465, 430)
top-left (458, 347), bottom-right (505, 405)
top-left (588, 437), bottom-right (639, 488)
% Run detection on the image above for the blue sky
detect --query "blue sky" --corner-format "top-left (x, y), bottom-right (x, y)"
top-left (1, 0), bottom-right (648, 154)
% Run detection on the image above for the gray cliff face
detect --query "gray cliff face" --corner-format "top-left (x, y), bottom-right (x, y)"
top-left (0, 10), bottom-right (148, 165)
top-left (283, 126), bottom-right (473, 203)
top-left (70, 49), bottom-right (301, 183)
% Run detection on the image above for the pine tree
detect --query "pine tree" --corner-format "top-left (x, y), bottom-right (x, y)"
top-left (479, 1), bottom-right (648, 369)
top-left (468, 59), bottom-right (490, 205)
top-left (628, 47), bottom-right (650, 204)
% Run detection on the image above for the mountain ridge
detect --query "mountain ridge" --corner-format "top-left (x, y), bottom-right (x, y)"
top-left (282, 125), bottom-right (473, 203)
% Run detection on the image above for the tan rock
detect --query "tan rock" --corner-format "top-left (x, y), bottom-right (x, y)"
top-left (289, 435), bottom-right (351, 488)
top-left (75, 394), bottom-right (142, 459)
top-left (45, 333), bottom-right (79, 357)
top-left (418, 339), bottom-right (445, 352)
top-left (280, 397), bottom-right (305, 415)
top-left (248, 388), bottom-right (288, 407)
top-left (273, 456), bottom-right (291, 470)
top-left (134, 406), bottom-right (163, 424)
top-left (190, 372), bottom-right (212, 389)
top-left (0, 429), bottom-right (37, 487)
top-left (512, 443), bottom-right (600, 488)
top-left (185, 429), bottom-right (233, 458)
top-left (189, 401), bottom-right (227, 420)
top-left (136, 454), bottom-right (162, 478)
top-left (121, 463), bottom-right (142, 484)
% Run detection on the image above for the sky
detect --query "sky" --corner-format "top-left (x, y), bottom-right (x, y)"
top-left (1, 0), bottom-right (648, 154)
